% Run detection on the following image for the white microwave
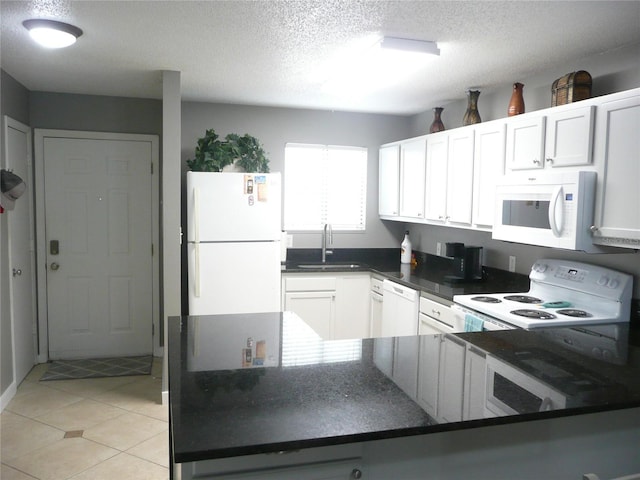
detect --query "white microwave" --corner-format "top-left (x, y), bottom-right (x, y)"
top-left (492, 170), bottom-right (598, 251)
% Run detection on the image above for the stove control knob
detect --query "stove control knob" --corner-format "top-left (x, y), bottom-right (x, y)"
top-left (533, 263), bottom-right (547, 273)
top-left (602, 350), bottom-right (613, 361)
top-left (607, 278), bottom-right (620, 289)
top-left (597, 275), bottom-right (609, 286)
top-left (591, 347), bottom-right (602, 359)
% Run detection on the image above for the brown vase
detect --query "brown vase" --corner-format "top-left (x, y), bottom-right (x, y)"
top-left (429, 107), bottom-right (445, 133)
top-left (462, 90), bottom-right (481, 126)
top-left (508, 82), bottom-right (525, 116)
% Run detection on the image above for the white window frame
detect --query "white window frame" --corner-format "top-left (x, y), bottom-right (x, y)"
top-left (284, 143), bottom-right (367, 232)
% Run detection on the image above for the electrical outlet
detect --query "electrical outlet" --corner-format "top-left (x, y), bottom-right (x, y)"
top-left (509, 256), bottom-right (516, 272)
top-left (436, 242), bottom-right (442, 256)
top-left (286, 234), bottom-right (293, 248)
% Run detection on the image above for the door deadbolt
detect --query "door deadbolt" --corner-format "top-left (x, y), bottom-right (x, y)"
top-left (50, 262), bottom-right (60, 271)
top-left (50, 240), bottom-right (59, 255)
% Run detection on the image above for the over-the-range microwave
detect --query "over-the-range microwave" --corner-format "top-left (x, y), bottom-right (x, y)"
top-left (492, 170), bottom-right (599, 251)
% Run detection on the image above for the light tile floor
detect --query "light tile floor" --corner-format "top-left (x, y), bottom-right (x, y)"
top-left (1, 359), bottom-right (168, 480)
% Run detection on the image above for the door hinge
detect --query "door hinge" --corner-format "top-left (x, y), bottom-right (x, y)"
top-left (151, 243), bottom-right (154, 256)
top-left (151, 162), bottom-right (154, 174)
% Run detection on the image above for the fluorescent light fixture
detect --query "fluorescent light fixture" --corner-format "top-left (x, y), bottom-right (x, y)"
top-left (23, 19), bottom-right (83, 49)
top-left (380, 37), bottom-right (440, 56)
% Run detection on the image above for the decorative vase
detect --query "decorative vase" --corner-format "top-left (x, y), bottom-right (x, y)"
top-left (508, 82), bottom-right (525, 116)
top-left (429, 107), bottom-right (445, 133)
top-left (462, 90), bottom-right (481, 126)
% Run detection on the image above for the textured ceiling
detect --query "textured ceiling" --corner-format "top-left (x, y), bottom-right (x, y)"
top-left (1, 0), bottom-right (639, 114)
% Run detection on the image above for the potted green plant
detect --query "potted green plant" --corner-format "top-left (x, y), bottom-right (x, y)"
top-left (186, 129), bottom-right (270, 173)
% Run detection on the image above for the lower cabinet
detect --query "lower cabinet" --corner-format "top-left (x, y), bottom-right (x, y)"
top-left (283, 273), bottom-right (370, 340)
top-left (179, 444), bottom-right (365, 480)
top-left (417, 334), bottom-right (488, 423)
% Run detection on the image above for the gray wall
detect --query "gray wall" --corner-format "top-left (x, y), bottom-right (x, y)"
top-left (0, 70), bottom-right (30, 398)
top-left (398, 43), bottom-right (640, 296)
top-left (181, 103), bottom-right (410, 249)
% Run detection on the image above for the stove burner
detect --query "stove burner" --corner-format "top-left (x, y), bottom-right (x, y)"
top-left (557, 309), bottom-right (593, 318)
top-left (504, 295), bottom-right (543, 304)
top-left (511, 309), bottom-right (557, 319)
top-left (471, 296), bottom-right (502, 303)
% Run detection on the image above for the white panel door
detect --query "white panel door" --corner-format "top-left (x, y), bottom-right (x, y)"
top-left (4, 117), bottom-right (36, 383)
top-left (44, 137), bottom-right (153, 359)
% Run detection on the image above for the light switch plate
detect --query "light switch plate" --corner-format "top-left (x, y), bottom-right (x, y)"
top-left (509, 256), bottom-right (516, 272)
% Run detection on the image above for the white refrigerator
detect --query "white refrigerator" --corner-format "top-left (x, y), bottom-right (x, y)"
top-left (187, 172), bottom-right (282, 315)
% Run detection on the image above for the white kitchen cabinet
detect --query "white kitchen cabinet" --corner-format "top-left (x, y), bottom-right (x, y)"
top-left (399, 137), bottom-right (427, 219)
top-left (591, 90), bottom-right (640, 249)
top-left (463, 344), bottom-right (487, 421)
top-left (335, 274), bottom-right (371, 339)
top-left (182, 444), bottom-right (365, 480)
top-left (284, 290), bottom-right (335, 339)
top-left (378, 144), bottom-right (400, 217)
top-left (417, 333), bottom-right (441, 418)
top-left (445, 128), bottom-right (475, 225)
top-left (283, 273), bottom-right (370, 340)
top-left (424, 132), bottom-right (449, 222)
top-left (392, 336), bottom-right (420, 399)
top-left (436, 334), bottom-right (466, 423)
top-left (424, 128), bottom-right (474, 226)
top-left (472, 121), bottom-right (506, 227)
top-left (505, 114), bottom-right (546, 170)
top-left (506, 105), bottom-right (594, 171)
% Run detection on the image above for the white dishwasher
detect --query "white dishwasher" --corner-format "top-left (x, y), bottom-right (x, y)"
top-left (382, 279), bottom-right (419, 337)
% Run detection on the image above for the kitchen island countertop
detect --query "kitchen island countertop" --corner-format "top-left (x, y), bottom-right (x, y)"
top-left (169, 312), bottom-right (640, 466)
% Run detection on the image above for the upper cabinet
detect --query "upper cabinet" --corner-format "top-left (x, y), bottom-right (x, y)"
top-left (378, 144), bottom-right (400, 217)
top-left (472, 121), bottom-right (506, 228)
top-left (424, 128), bottom-right (475, 226)
top-left (591, 90), bottom-right (640, 249)
top-left (506, 105), bottom-right (595, 171)
top-left (399, 138), bottom-right (427, 219)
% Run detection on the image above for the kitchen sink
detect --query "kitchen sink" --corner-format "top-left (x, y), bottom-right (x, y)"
top-left (296, 263), bottom-right (362, 269)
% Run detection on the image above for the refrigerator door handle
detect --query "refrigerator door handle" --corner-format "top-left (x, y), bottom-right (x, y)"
top-left (193, 186), bottom-right (200, 243)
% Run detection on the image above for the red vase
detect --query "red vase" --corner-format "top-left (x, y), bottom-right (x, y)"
top-left (508, 82), bottom-right (525, 116)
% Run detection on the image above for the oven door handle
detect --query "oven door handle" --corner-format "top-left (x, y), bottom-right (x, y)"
top-left (548, 185), bottom-right (564, 237)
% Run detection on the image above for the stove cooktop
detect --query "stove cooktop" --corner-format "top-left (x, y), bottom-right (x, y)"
top-left (453, 259), bottom-right (633, 331)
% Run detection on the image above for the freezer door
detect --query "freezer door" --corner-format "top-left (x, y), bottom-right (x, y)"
top-left (188, 241), bottom-right (282, 315)
top-left (187, 172), bottom-right (282, 242)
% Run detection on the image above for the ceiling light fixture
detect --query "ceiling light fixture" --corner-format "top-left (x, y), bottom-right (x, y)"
top-left (23, 19), bottom-right (83, 49)
top-left (380, 36), bottom-right (440, 56)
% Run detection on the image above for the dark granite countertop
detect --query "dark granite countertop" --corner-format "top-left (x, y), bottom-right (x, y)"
top-left (282, 248), bottom-right (531, 303)
top-left (169, 312), bottom-right (640, 464)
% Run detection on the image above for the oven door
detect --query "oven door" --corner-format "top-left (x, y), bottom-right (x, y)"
top-left (485, 355), bottom-right (566, 417)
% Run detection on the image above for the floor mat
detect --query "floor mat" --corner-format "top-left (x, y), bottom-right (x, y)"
top-left (40, 355), bottom-right (152, 381)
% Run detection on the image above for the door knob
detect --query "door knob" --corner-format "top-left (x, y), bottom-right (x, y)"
top-left (50, 262), bottom-right (60, 271)
top-left (12, 268), bottom-right (22, 277)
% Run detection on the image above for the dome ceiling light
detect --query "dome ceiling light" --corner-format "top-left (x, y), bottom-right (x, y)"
top-left (23, 19), bottom-right (83, 49)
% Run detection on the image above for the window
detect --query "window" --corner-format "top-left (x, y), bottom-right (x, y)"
top-left (284, 143), bottom-right (367, 231)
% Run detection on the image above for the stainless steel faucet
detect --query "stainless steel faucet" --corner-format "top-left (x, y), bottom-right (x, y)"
top-left (322, 224), bottom-right (333, 263)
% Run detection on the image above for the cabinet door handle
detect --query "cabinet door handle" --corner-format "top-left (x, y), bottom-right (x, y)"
top-left (432, 309), bottom-right (441, 316)
top-left (546, 157), bottom-right (554, 163)
top-left (533, 158), bottom-right (541, 165)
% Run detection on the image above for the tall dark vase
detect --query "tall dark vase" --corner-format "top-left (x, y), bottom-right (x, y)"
top-left (462, 90), bottom-right (481, 126)
top-left (508, 82), bottom-right (525, 116)
top-left (429, 107), bottom-right (445, 133)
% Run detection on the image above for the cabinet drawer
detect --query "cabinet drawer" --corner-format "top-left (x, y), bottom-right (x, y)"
top-left (420, 297), bottom-right (458, 327)
top-left (285, 275), bottom-right (337, 291)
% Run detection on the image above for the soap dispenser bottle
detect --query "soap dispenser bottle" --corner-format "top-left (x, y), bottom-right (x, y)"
top-left (400, 231), bottom-right (412, 264)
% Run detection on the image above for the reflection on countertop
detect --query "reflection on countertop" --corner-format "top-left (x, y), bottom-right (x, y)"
top-left (169, 311), bottom-right (640, 464)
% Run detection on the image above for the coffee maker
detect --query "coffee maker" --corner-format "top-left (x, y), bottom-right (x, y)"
top-left (444, 243), bottom-right (483, 283)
